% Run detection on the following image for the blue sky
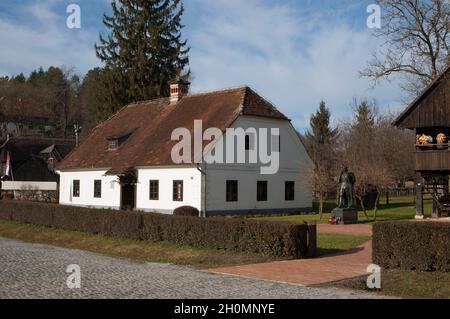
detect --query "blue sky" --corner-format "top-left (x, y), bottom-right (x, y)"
top-left (0, 0), bottom-right (405, 131)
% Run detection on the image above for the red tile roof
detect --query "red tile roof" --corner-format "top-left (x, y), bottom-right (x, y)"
top-left (0, 137), bottom-right (75, 163)
top-left (58, 86), bottom-right (289, 174)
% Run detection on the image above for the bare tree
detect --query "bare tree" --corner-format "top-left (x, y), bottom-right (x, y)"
top-left (342, 100), bottom-right (400, 220)
top-left (300, 156), bottom-right (338, 220)
top-left (361, 0), bottom-right (450, 95)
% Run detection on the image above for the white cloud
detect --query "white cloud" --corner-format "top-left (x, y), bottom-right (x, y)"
top-left (0, 0), bottom-right (406, 131)
top-left (0, 1), bottom-right (100, 77)
top-left (186, 0), bottom-right (404, 131)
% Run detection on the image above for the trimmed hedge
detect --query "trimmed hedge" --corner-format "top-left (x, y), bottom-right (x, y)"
top-left (373, 221), bottom-right (450, 272)
top-left (0, 201), bottom-right (315, 259)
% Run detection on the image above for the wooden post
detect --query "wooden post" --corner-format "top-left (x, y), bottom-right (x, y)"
top-left (432, 198), bottom-right (439, 218)
top-left (416, 180), bottom-right (424, 219)
top-left (306, 222), bottom-right (317, 258)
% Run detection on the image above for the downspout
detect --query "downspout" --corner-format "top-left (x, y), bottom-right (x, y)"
top-left (196, 162), bottom-right (207, 218)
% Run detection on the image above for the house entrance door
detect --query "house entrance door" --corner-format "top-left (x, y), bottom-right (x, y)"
top-left (120, 171), bottom-right (137, 210)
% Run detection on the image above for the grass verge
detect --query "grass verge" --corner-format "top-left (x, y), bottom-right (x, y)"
top-left (316, 269), bottom-right (450, 299)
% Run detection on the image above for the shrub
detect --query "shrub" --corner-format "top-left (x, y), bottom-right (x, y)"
top-left (173, 206), bottom-right (200, 217)
top-left (140, 214), bottom-right (311, 258)
top-left (373, 220), bottom-right (450, 272)
top-left (0, 201), bottom-right (316, 259)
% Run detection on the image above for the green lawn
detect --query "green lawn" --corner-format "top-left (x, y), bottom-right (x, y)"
top-left (255, 196), bottom-right (432, 224)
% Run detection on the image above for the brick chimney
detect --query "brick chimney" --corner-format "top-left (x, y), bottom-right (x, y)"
top-left (169, 79), bottom-right (190, 104)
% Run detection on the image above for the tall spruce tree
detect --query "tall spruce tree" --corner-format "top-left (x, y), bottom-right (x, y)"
top-left (304, 101), bottom-right (338, 218)
top-left (306, 102), bottom-right (338, 145)
top-left (95, 0), bottom-right (190, 115)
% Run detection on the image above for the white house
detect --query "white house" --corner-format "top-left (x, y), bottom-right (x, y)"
top-left (58, 80), bottom-right (313, 216)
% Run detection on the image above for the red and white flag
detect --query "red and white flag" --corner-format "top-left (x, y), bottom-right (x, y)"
top-left (4, 151), bottom-right (12, 177)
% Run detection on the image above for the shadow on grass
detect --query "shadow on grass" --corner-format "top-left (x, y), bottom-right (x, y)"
top-left (316, 248), bottom-right (346, 257)
top-left (316, 246), bottom-right (366, 258)
top-left (376, 200), bottom-right (419, 210)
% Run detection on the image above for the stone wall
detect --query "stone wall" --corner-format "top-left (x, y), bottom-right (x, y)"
top-left (1, 190), bottom-right (58, 203)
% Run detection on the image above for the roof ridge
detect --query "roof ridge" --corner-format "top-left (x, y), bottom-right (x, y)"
top-left (187, 85), bottom-right (248, 98)
top-left (126, 96), bottom-right (170, 107)
top-left (100, 87), bottom-right (249, 110)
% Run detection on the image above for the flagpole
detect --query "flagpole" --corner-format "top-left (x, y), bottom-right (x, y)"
top-left (5, 151), bottom-right (15, 200)
top-left (11, 160), bottom-right (16, 200)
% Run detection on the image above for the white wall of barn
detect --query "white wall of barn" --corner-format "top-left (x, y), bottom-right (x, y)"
top-left (203, 115), bottom-right (313, 214)
top-left (58, 170), bottom-right (121, 209)
top-left (136, 167), bottom-right (203, 214)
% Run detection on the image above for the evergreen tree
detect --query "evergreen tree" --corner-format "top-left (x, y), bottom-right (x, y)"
top-left (12, 73), bottom-right (26, 83)
top-left (28, 67), bottom-right (46, 86)
top-left (95, 0), bottom-right (190, 114)
top-left (306, 101), bottom-right (338, 145)
top-left (304, 101), bottom-right (338, 218)
top-left (79, 68), bottom-right (113, 128)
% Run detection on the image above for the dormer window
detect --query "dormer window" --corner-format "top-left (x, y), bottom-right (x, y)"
top-left (109, 139), bottom-right (119, 150)
top-left (107, 128), bottom-right (137, 150)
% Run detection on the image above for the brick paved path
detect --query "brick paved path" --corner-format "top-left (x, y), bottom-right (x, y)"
top-left (211, 242), bottom-right (372, 286)
top-left (0, 237), bottom-right (385, 299)
top-left (210, 224), bottom-right (373, 286)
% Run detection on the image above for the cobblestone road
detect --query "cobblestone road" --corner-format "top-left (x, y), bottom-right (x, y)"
top-left (0, 238), bottom-right (386, 299)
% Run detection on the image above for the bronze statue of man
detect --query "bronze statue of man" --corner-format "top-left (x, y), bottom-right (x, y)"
top-left (337, 166), bottom-right (356, 209)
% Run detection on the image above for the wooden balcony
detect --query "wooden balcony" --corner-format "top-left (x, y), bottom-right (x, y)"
top-left (415, 145), bottom-right (450, 172)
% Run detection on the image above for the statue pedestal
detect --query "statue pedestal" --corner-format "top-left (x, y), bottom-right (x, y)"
top-left (332, 208), bottom-right (359, 225)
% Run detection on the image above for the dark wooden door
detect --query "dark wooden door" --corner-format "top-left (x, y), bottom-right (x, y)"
top-left (121, 183), bottom-right (136, 210)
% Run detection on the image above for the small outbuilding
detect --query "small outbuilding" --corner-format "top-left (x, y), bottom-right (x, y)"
top-left (0, 137), bottom-right (75, 202)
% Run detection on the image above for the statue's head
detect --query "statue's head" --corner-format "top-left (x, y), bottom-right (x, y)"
top-left (341, 165), bottom-right (348, 173)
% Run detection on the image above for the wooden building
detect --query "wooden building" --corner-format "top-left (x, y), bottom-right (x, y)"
top-left (394, 65), bottom-right (450, 218)
top-left (0, 137), bottom-right (75, 203)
